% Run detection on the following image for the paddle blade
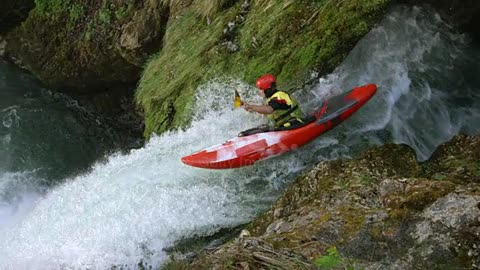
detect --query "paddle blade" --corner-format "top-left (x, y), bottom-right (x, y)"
top-left (234, 90), bottom-right (242, 108)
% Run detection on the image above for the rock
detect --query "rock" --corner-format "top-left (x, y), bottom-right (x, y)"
top-left (118, 7), bottom-right (168, 66)
top-left (239, 229), bottom-right (251, 239)
top-left (0, 0), bottom-right (34, 34)
top-left (403, 193), bottom-right (480, 269)
top-left (223, 41), bottom-right (239, 52)
top-left (378, 178), bottom-right (406, 198)
top-left (415, 193), bottom-right (480, 240)
top-left (0, 36), bottom-right (6, 57)
top-left (183, 135), bottom-right (480, 269)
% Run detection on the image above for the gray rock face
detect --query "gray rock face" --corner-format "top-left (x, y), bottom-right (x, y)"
top-left (3, 1), bottom-right (169, 96)
top-left (118, 6), bottom-right (168, 66)
top-left (179, 135), bottom-right (480, 270)
top-left (412, 193), bottom-right (480, 268)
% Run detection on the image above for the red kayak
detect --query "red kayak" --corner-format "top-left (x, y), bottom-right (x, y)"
top-left (181, 84), bottom-right (377, 169)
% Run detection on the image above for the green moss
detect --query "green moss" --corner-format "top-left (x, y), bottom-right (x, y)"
top-left (98, 6), bottom-right (112, 25)
top-left (432, 173), bottom-right (447, 181)
top-left (403, 182), bottom-right (455, 211)
top-left (68, 3), bottom-right (84, 20)
top-left (315, 246), bottom-right (342, 270)
top-left (136, 0), bottom-right (389, 137)
top-left (136, 7), bottom-right (229, 136)
top-left (446, 158), bottom-right (480, 177)
top-left (66, 3), bottom-right (85, 30)
top-left (34, 0), bottom-right (70, 17)
top-left (384, 180), bottom-right (456, 221)
top-left (161, 260), bottom-right (190, 270)
top-left (339, 206), bottom-right (366, 238)
top-left (114, 1), bottom-right (135, 21)
top-left (314, 246), bottom-right (358, 270)
top-left (8, 0), bottom-right (143, 94)
top-left (360, 174), bottom-right (376, 186)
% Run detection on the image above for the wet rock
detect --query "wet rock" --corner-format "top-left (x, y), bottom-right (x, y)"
top-left (401, 193), bottom-right (480, 269)
top-left (238, 229), bottom-right (251, 240)
top-left (378, 178), bottom-right (406, 198)
top-left (423, 135), bottom-right (480, 184)
top-left (2, 0), bottom-right (166, 130)
top-left (415, 193), bottom-right (480, 242)
top-left (380, 178), bottom-right (456, 211)
top-left (183, 135), bottom-right (480, 269)
top-left (118, 7), bottom-right (168, 66)
top-left (0, 36), bottom-right (6, 57)
top-left (0, 0), bottom-right (34, 34)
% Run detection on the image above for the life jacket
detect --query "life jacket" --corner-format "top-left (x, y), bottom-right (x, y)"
top-left (265, 91), bottom-right (304, 128)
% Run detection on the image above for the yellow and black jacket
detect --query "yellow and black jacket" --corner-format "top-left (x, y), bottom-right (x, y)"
top-left (265, 91), bottom-right (304, 128)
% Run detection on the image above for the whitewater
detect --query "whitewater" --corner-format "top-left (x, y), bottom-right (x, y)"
top-left (1, 6), bottom-right (479, 269)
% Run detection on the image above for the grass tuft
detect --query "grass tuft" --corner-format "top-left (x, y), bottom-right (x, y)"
top-left (136, 0), bottom-right (389, 137)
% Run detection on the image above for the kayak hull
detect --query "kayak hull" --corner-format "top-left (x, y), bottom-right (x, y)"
top-left (181, 84), bottom-right (377, 169)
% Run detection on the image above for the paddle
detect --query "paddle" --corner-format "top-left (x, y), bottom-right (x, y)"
top-left (234, 89), bottom-right (243, 108)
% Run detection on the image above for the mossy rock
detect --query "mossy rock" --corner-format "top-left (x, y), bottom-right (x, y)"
top-left (4, 0), bottom-right (167, 96)
top-left (0, 0), bottom-right (34, 33)
top-left (422, 135), bottom-right (480, 184)
top-left (171, 135), bottom-right (480, 269)
top-left (136, 0), bottom-right (390, 137)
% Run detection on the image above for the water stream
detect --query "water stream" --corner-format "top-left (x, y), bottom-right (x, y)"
top-left (0, 5), bottom-right (479, 269)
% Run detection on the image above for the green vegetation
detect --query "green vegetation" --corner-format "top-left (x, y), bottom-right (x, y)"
top-left (136, 8), bottom-right (227, 136)
top-left (446, 158), bottom-right (480, 177)
top-left (8, 0), bottom-right (143, 95)
top-left (315, 246), bottom-right (343, 270)
top-left (98, 6), bottom-right (112, 25)
top-left (13, 0), bottom-right (389, 138)
top-left (114, 0), bottom-right (135, 21)
top-left (161, 260), bottom-right (190, 270)
top-left (360, 174), bottom-right (375, 186)
top-left (432, 173), bottom-right (447, 181)
top-left (68, 3), bottom-right (84, 21)
top-left (337, 178), bottom-right (351, 190)
top-left (314, 246), bottom-right (360, 270)
top-left (160, 0), bottom-right (234, 18)
top-left (161, 136), bottom-right (479, 269)
top-left (28, 0), bottom-right (139, 41)
top-left (137, 0), bottom-right (389, 137)
top-left (34, 0), bottom-right (70, 17)
top-left (194, 0), bottom-right (234, 18)
top-left (67, 3), bottom-right (84, 29)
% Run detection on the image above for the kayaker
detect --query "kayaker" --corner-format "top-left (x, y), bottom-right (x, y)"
top-left (242, 74), bottom-right (304, 129)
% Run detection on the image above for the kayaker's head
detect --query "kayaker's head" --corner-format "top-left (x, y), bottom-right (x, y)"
top-left (256, 74), bottom-right (277, 98)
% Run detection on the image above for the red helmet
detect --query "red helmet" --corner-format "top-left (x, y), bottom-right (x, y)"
top-left (256, 74), bottom-right (276, 90)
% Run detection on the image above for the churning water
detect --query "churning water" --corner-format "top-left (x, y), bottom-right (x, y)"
top-left (0, 5), bottom-right (479, 269)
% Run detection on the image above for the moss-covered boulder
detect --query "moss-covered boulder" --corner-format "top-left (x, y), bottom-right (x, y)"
top-left (3, 0), bottom-right (168, 97)
top-left (136, 0), bottom-right (390, 137)
top-left (165, 135), bottom-right (480, 269)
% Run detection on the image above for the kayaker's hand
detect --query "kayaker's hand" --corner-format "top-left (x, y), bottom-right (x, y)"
top-left (242, 103), bottom-right (252, 112)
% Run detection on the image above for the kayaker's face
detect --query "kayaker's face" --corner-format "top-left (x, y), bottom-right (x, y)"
top-left (257, 89), bottom-right (266, 98)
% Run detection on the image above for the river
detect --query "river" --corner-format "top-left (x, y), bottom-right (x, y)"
top-left (0, 5), bottom-right (479, 269)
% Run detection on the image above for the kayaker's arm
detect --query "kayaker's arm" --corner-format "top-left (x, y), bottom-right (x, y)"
top-left (243, 103), bottom-right (274, 115)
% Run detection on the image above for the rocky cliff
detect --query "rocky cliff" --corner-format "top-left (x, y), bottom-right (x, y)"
top-left (165, 134), bottom-right (480, 269)
top-left (1, 1), bottom-right (479, 138)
